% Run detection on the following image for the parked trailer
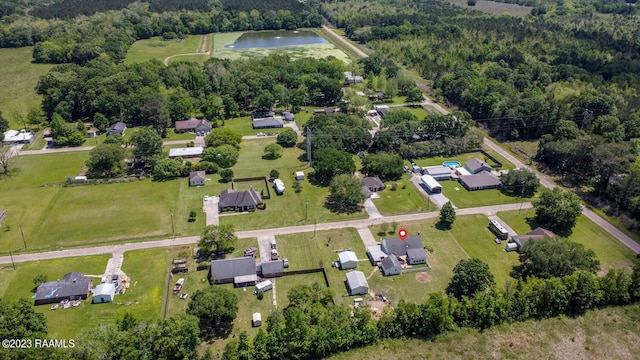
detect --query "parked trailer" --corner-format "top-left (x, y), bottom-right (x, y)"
top-left (254, 280), bottom-right (273, 294)
top-left (489, 219), bottom-right (509, 240)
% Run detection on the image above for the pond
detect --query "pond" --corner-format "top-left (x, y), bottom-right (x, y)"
top-left (225, 30), bottom-right (328, 49)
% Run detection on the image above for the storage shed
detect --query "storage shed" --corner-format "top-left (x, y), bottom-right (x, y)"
top-left (422, 166), bottom-right (452, 180)
top-left (338, 251), bottom-right (358, 270)
top-left (252, 312), bottom-right (262, 327)
top-left (367, 245), bottom-right (386, 266)
top-left (295, 171), bottom-right (305, 180)
top-left (345, 271), bottom-right (369, 296)
top-left (92, 283), bottom-right (116, 304)
top-left (420, 175), bottom-right (442, 193)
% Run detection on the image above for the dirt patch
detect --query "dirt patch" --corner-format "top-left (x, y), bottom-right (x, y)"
top-left (415, 272), bottom-right (432, 283)
top-left (366, 300), bottom-right (388, 320)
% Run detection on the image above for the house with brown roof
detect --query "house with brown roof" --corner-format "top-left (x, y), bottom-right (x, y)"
top-left (464, 158), bottom-right (492, 174)
top-left (361, 177), bottom-right (385, 192)
top-left (511, 227), bottom-right (555, 250)
top-left (218, 189), bottom-right (263, 212)
top-left (175, 118), bottom-right (212, 134)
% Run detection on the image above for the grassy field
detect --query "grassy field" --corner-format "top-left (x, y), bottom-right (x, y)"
top-left (497, 209), bottom-right (637, 271)
top-left (329, 303), bottom-right (640, 360)
top-left (125, 35), bottom-right (206, 64)
top-left (446, 0), bottom-right (533, 17)
top-left (0, 151), bottom-right (208, 252)
top-left (275, 228), bottom-right (365, 306)
top-left (391, 105), bottom-right (430, 119)
top-left (0, 47), bottom-right (53, 129)
top-left (371, 174), bottom-right (433, 215)
top-left (440, 180), bottom-right (532, 208)
top-left (212, 31), bottom-right (350, 63)
top-left (221, 116), bottom-right (260, 136)
top-left (411, 148), bottom-right (515, 170)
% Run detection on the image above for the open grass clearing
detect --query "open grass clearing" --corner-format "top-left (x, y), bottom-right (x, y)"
top-left (371, 174), bottom-right (434, 215)
top-left (391, 105), bottom-right (430, 119)
top-left (220, 116), bottom-right (260, 136)
top-left (125, 35), bottom-right (204, 64)
top-left (328, 303), bottom-right (640, 360)
top-left (167, 54), bottom-right (210, 64)
top-left (0, 47), bottom-right (53, 129)
top-left (497, 209), bottom-right (637, 271)
top-left (439, 179), bottom-right (531, 208)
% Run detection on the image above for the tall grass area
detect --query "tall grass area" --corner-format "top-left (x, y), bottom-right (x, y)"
top-left (125, 36), bottom-right (203, 64)
top-left (0, 47), bottom-right (53, 129)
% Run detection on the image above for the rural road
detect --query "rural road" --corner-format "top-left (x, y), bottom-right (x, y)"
top-left (0, 202), bottom-right (532, 265)
top-left (321, 25), bottom-right (368, 58)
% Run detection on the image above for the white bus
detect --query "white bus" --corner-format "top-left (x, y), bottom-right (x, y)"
top-left (488, 219), bottom-right (509, 240)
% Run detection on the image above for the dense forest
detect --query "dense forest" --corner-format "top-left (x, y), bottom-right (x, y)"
top-left (321, 0), bottom-right (640, 229)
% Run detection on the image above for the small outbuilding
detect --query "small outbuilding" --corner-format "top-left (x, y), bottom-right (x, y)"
top-left (420, 175), bottom-right (442, 193)
top-left (295, 171), bottom-right (305, 181)
top-left (406, 248), bottom-right (428, 265)
top-left (258, 260), bottom-right (284, 278)
top-left (338, 251), bottom-right (358, 270)
top-left (189, 171), bottom-right (206, 187)
top-left (367, 245), bottom-right (386, 266)
top-left (92, 283), bottom-right (116, 304)
top-left (345, 271), bottom-right (369, 296)
top-left (252, 312), bottom-right (262, 327)
top-left (380, 254), bottom-right (402, 276)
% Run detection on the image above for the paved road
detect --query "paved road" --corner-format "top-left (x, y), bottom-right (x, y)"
top-left (0, 202), bottom-right (532, 265)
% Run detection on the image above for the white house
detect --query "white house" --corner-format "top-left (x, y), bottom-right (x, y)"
top-left (169, 147), bottom-right (204, 158)
top-left (345, 271), bottom-right (368, 295)
top-left (338, 251), bottom-right (358, 270)
top-left (92, 283), bottom-right (116, 303)
top-left (380, 255), bottom-right (402, 276)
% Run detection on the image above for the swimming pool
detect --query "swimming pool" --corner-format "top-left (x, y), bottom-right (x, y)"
top-left (443, 161), bottom-right (461, 168)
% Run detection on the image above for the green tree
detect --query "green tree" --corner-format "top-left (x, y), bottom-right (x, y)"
top-left (276, 128), bottom-right (298, 147)
top-left (237, 331), bottom-right (253, 360)
top-left (103, 133), bottom-right (124, 145)
top-left (152, 157), bottom-right (182, 180)
top-left (92, 113), bottom-right (110, 133)
top-left (269, 169), bottom-right (280, 180)
top-left (0, 111), bottom-right (9, 133)
top-left (130, 126), bottom-right (163, 161)
top-left (198, 224), bottom-right (237, 257)
top-left (50, 113), bottom-right (72, 138)
top-left (311, 148), bottom-right (356, 184)
top-left (512, 237), bottom-right (600, 279)
top-left (140, 95), bottom-right (171, 137)
top-left (205, 127), bottom-right (242, 148)
top-left (438, 201), bottom-right (456, 229)
top-left (405, 86), bottom-right (423, 103)
top-left (263, 143), bottom-right (283, 159)
top-left (86, 144), bottom-right (125, 178)
top-left (255, 91), bottom-right (275, 110)
top-left (326, 174), bottom-right (367, 214)
top-left (446, 258), bottom-right (495, 299)
top-left (202, 144), bottom-right (239, 168)
top-left (26, 107), bottom-right (47, 130)
top-left (252, 329), bottom-right (270, 360)
top-left (220, 168), bottom-right (234, 182)
top-left (500, 169), bottom-right (540, 197)
top-left (187, 286), bottom-right (239, 332)
top-left (201, 94), bottom-right (224, 121)
top-left (533, 188), bottom-right (582, 234)
top-left (361, 152), bottom-right (404, 180)
top-left (0, 298), bottom-right (48, 339)
top-left (33, 274), bottom-right (48, 286)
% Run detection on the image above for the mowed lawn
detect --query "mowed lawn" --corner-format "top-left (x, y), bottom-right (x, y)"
top-left (0, 152), bottom-right (206, 252)
top-left (0, 47), bottom-right (53, 128)
top-left (497, 209), bottom-right (637, 271)
top-left (372, 174), bottom-right (433, 215)
top-left (221, 138), bottom-right (368, 230)
top-left (439, 180), bottom-right (531, 208)
top-left (125, 35), bottom-right (205, 64)
top-left (275, 228), bottom-right (365, 306)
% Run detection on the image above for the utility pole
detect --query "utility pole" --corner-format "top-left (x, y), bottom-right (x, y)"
top-left (19, 225), bottom-right (26, 248)
top-left (518, 180), bottom-right (525, 214)
top-left (313, 219), bottom-right (317, 238)
top-left (306, 127), bottom-right (312, 165)
top-left (170, 210), bottom-right (175, 237)
top-left (305, 199), bottom-right (309, 220)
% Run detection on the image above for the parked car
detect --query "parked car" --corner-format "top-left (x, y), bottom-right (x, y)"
top-left (256, 132), bottom-right (266, 137)
top-left (270, 249), bottom-right (279, 260)
top-left (244, 247), bottom-right (257, 257)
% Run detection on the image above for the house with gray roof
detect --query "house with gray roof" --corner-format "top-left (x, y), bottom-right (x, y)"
top-left (464, 158), bottom-right (492, 174)
top-left (107, 122), bottom-right (127, 136)
top-left (458, 172), bottom-right (502, 191)
top-left (511, 227), bottom-right (555, 250)
top-left (380, 254), bottom-right (402, 276)
top-left (345, 271), bottom-right (368, 295)
top-left (189, 171), bottom-right (206, 187)
top-left (367, 245), bottom-right (386, 266)
top-left (252, 117), bottom-right (284, 129)
top-left (381, 235), bottom-right (423, 257)
top-left (209, 257), bottom-right (257, 286)
top-left (406, 248), bottom-right (427, 265)
top-left (218, 189), bottom-right (263, 212)
top-left (34, 272), bottom-right (93, 305)
top-left (257, 260), bottom-right (284, 278)
top-left (361, 177), bottom-right (385, 192)
top-left (282, 111), bottom-right (295, 121)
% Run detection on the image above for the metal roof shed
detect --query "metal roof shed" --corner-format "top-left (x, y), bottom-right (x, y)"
top-left (252, 312), bottom-right (262, 327)
top-left (92, 283), bottom-right (116, 304)
top-left (338, 251), bottom-right (358, 270)
top-left (345, 271), bottom-right (369, 296)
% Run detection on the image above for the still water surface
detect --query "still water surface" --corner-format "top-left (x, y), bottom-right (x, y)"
top-left (225, 30), bottom-right (328, 49)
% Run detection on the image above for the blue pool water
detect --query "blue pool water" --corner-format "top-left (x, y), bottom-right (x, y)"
top-left (443, 161), bottom-right (461, 167)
